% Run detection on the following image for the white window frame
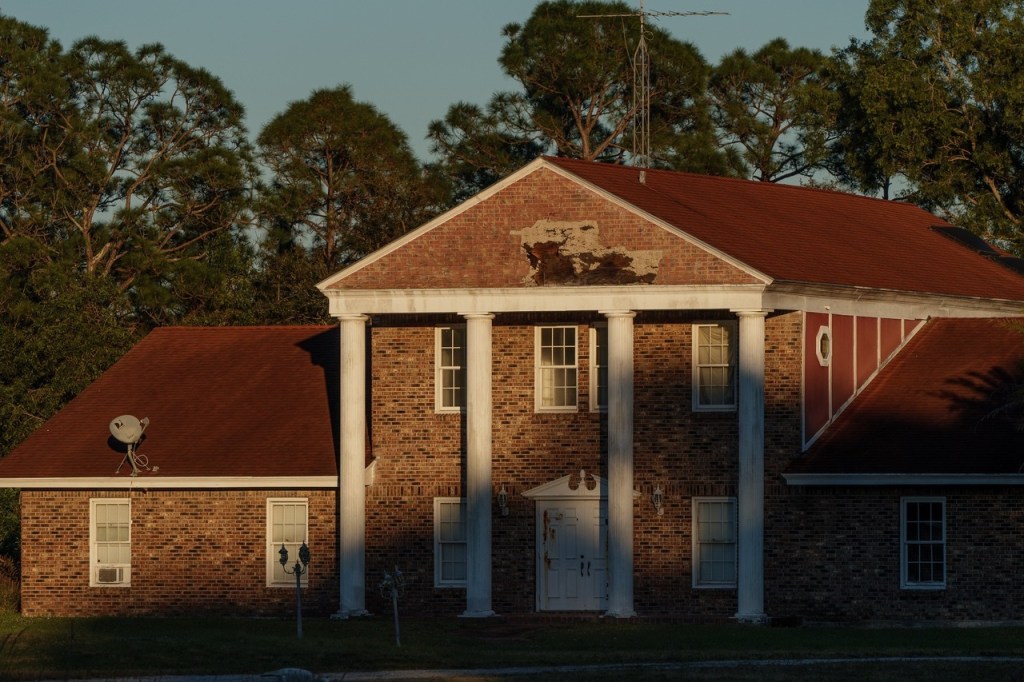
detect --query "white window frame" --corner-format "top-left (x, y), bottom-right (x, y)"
top-left (815, 325), bottom-right (832, 366)
top-left (692, 497), bottom-right (737, 589)
top-left (589, 324), bottom-right (608, 413)
top-left (435, 325), bottom-right (466, 413)
top-left (692, 322), bottom-right (738, 411)
top-left (89, 498), bottom-right (131, 587)
top-left (535, 325), bottom-right (578, 412)
top-left (267, 498), bottom-right (309, 587)
top-left (434, 497), bottom-right (467, 588)
top-left (901, 496), bottom-right (946, 590)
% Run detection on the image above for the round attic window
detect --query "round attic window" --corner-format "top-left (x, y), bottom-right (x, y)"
top-left (815, 326), bottom-right (832, 366)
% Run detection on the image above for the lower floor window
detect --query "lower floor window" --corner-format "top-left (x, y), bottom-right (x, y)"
top-left (901, 497), bottom-right (945, 589)
top-left (90, 498), bottom-right (131, 586)
top-left (267, 498), bottom-right (309, 586)
top-left (434, 497), bottom-right (467, 587)
top-left (692, 497), bottom-right (736, 588)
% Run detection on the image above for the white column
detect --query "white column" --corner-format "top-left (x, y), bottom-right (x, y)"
top-left (733, 309), bottom-right (769, 623)
top-left (337, 314), bottom-right (369, 618)
top-left (462, 313), bottom-right (495, 617)
top-left (602, 310), bottom-right (636, 618)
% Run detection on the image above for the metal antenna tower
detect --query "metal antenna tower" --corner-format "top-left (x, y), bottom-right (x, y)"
top-left (580, 2), bottom-right (727, 169)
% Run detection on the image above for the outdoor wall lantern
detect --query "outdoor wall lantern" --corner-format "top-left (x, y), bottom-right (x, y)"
top-left (496, 485), bottom-right (510, 516)
top-left (279, 542), bottom-right (310, 638)
top-left (652, 486), bottom-right (665, 516)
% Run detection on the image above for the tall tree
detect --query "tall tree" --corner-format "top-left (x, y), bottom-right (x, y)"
top-left (0, 18), bottom-right (258, 326)
top-left (710, 38), bottom-right (837, 183)
top-left (0, 15), bottom-right (260, 462)
top-left (256, 86), bottom-right (441, 322)
top-left (429, 0), bottom-right (733, 195)
top-left (835, 0), bottom-right (1024, 248)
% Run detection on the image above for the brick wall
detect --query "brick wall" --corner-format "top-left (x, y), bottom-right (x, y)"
top-left (20, 489), bottom-right (337, 617)
top-left (363, 311), bottom-right (804, 618)
top-left (766, 486), bottom-right (1024, 623)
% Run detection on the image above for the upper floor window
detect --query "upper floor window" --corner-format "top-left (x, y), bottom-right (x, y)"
top-left (901, 497), bottom-right (945, 590)
top-left (434, 497), bottom-right (467, 587)
top-left (267, 498), bottom-right (309, 587)
top-left (692, 323), bottom-right (737, 411)
top-left (536, 326), bottom-right (578, 411)
top-left (589, 325), bottom-right (608, 412)
top-left (692, 497), bottom-right (737, 588)
top-left (90, 498), bottom-right (131, 587)
top-left (436, 326), bottom-right (466, 412)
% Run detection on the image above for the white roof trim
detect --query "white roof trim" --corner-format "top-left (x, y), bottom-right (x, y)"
top-left (325, 284), bottom-right (766, 316)
top-left (784, 473), bottom-right (1024, 487)
top-left (0, 476), bottom-right (339, 490)
top-left (317, 157), bottom-right (773, 292)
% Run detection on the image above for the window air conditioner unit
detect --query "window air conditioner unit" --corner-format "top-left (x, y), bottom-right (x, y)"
top-left (96, 567), bottom-right (125, 584)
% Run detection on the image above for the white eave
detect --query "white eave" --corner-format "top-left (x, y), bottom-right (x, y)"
top-left (784, 473), bottom-right (1024, 486)
top-left (325, 284), bottom-right (767, 316)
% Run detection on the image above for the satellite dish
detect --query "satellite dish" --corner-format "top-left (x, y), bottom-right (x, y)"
top-left (109, 415), bottom-right (151, 476)
top-left (109, 415), bottom-right (149, 444)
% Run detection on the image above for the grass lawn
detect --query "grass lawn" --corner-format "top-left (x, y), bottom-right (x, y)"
top-left (2, 612), bottom-right (1024, 680)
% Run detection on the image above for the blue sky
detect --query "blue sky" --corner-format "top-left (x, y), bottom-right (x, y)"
top-left (3, 1), bottom-right (870, 160)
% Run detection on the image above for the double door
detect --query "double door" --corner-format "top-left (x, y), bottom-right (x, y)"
top-left (537, 499), bottom-right (607, 611)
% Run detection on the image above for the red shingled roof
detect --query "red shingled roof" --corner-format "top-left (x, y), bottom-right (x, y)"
top-left (0, 326), bottom-right (339, 481)
top-left (791, 318), bottom-right (1024, 475)
top-left (546, 157), bottom-right (1024, 302)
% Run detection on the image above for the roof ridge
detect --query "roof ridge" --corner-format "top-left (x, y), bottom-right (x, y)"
top-left (543, 155), bottom-right (935, 215)
top-left (149, 324), bottom-right (334, 333)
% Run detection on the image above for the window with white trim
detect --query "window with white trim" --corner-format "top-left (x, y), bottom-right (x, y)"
top-left (692, 323), bottom-right (737, 411)
top-left (536, 326), bottom-right (578, 411)
top-left (901, 497), bottom-right (945, 589)
top-left (692, 497), bottom-right (737, 588)
top-left (434, 497), bottom-right (467, 587)
top-left (90, 499), bottom-right (131, 586)
top-left (267, 498), bottom-right (309, 586)
top-left (589, 324), bottom-right (607, 412)
top-left (436, 326), bottom-right (466, 412)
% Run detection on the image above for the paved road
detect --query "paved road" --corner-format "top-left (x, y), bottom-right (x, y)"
top-left (47, 656), bottom-right (1024, 682)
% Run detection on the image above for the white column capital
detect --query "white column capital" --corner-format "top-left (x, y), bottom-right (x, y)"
top-left (460, 312), bottom-right (495, 321)
top-left (599, 309), bottom-right (637, 319)
top-left (336, 313), bottom-right (370, 323)
top-left (730, 308), bottom-right (772, 318)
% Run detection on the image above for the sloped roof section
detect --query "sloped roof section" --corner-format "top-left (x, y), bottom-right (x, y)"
top-left (790, 318), bottom-right (1024, 475)
top-left (0, 327), bottom-right (339, 482)
top-left (545, 157), bottom-right (1024, 302)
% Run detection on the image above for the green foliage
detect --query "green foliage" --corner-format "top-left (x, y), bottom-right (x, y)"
top-left (255, 86), bottom-right (443, 323)
top-left (710, 38), bottom-right (838, 182)
top-left (834, 0), bottom-right (1024, 248)
top-left (429, 0), bottom-right (734, 196)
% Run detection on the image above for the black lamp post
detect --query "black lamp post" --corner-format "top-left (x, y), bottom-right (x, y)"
top-left (279, 542), bottom-right (310, 638)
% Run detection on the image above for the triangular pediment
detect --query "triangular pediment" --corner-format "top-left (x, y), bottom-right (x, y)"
top-left (522, 469), bottom-right (640, 500)
top-left (318, 158), bottom-right (766, 293)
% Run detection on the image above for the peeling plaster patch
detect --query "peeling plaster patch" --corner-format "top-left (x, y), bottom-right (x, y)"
top-left (513, 220), bottom-right (662, 286)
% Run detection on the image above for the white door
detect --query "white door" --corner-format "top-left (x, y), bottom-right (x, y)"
top-left (538, 500), bottom-right (607, 611)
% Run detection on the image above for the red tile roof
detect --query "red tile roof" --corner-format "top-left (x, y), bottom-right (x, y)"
top-left (0, 327), bottom-right (339, 481)
top-left (791, 318), bottom-right (1024, 475)
top-left (547, 157), bottom-right (1024, 302)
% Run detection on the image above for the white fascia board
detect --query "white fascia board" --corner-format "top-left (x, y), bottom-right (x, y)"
top-left (317, 158), bottom-right (550, 291)
top-left (325, 284), bottom-right (767, 316)
top-left (766, 283), bottom-right (1024, 319)
top-left (784, 473), bottom-right (1024, 486)
top-left (0, 476), bottom-right (339, 490)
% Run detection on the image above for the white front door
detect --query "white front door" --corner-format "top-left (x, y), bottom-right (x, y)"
top-left (538, 499), bottom-right (607, 611)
